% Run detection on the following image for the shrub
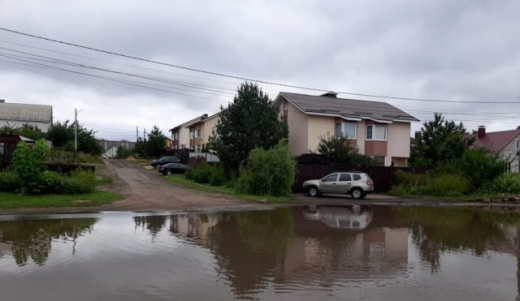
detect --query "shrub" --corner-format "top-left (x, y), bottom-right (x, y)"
top-left (57, 171), bottom-right (96, 194)
top-left (236, 141), bottom-right (295, 197)
top-left (0, 172), bottom-right (21, 192)
top-left (191, 163), bottom-right (213, 184)
top-left (484, 173), bottom-right (520, 194)
top-left (394, 170), bottom-right (427, 187)
top-left (209, 166), bottom-right (226, 186)
top-left (12, 140), bottom-right (50, 194)
top-left (184, 168), bottom-right (195, 180)
top-left (420, 174), bottom-right (470, 196)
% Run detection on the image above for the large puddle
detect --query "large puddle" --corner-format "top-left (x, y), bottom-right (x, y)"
top-left (1, 205), bottom-right (520, 300)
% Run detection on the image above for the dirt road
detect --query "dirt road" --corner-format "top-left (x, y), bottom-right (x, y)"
top-left (101, 160), bottom-right (258, 211)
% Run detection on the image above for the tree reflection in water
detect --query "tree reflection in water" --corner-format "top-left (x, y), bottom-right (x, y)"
top-left (0, 218), bottom-right (97, 266)
top-left (134, 215), bottom-right (167, 239)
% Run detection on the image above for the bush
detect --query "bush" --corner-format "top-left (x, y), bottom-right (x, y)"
top-left (394, 170), bottom-right (427, 187)
top-left (484, 173), bottom-right (520, 194)
top-left (0, 172), bottom-right (21, 192)
top-left (420, 174), bottom-right (470, 196)
top-left (57, 171), bottom-right (96, 194)
top-left (236, 141), bottom-right (295, 197)
top-left (191, 163), bottom-right (213, 184)
top-left (12, 140), bottom-right (50, 194)
top-left (209, 166), bottom-right (226, 186)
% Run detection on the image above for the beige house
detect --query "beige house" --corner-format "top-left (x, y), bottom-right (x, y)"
top-left (169, 113), bottom-right (220, 152)
top-left (275, 92), bottom-right (419, 167)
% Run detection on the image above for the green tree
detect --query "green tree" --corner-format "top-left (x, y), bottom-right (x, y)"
top-left (11, 140), bottom-right (50, 194)
top-left (145, 126), bottom-right (166, 158)
top-left (317, 136), bottom-right (378, 167)
top-left (134, 137), bottom-right (146, 157)
top-left (411, 113), bottom-right (473, 167)
top-left (210, 82), bottom-right (288, 172)
top-left (0, 124), bottom-right (46, 140)
top-left (47, 120), bottom-right (102, 155)
top-left (236, 140), bottom-right (295, 197)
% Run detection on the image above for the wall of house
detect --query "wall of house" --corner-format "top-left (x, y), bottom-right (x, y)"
top-left (178, 127), bottom-right (190, 149)
top-left (387, 122), bottom-right (411, 167)
top-left (307, 115), bottom-right (335, 153)
top-left (202, 116), bottom-right (219, 144)
top-left (286, 102), bottom-right (309, 156)
top-left (500, 138), bottom-right (520, 173)
top-left (0, 120), bottom-right (51, 132)
top-left (355, 120), bottom-right (366, 154)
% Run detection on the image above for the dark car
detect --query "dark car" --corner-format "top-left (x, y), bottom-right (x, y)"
top-left (151, 156), bottom-right (180, 168)
top-left (159, 162), bottom-right (189, 175)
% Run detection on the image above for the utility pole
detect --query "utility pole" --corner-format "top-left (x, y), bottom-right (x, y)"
top-left (136, 126), bottom-right (139, 142)
top-left (143, 129), bottom-right (147, 140)
top-left (74, 108), bottom-right (78, 156)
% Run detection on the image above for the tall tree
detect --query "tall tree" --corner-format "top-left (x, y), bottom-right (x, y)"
top-left (46, 120), bottom-right (102, 155)
top-left (411, 113), bottom-right (474, 167)
top-left (145, 125), bottom-right (166, 158)
top-left (209, 82), bottom-right (288, 172)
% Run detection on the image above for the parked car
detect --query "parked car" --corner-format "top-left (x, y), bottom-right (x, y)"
top-left (303, 172), bottom-right (374, 199)
top-left (159, 162), bottom-right (189, 175)
top-left (302, 206), bottom-right (373, 230)
top-left (151, 156), bottom-right (180, 168)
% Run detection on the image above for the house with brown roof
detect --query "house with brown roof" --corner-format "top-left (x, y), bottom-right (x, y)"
top-left (275, 92), bottom-right (419, 167)
top-left (169, 113), bottom-right (220, 152)
top-left (473, 126), bottom-right (520, 172)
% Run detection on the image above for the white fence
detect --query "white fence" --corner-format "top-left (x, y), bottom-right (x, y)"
top-left (189, 152), bottom-right (220, 163)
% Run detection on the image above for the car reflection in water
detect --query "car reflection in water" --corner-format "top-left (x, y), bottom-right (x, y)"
top-left (303, 205), bottom-right (373, 230)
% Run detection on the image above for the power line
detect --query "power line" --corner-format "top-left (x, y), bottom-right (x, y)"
top-left (1, 26), bottom-right (516, 104)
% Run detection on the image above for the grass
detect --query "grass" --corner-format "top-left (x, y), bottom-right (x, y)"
top-left (389, 192), bottom-right (508, 203)
top-left (165, 175), bottom-right (292, 203)
top-left (0, 190), bottom-right (124, 209)
top-left (78, 154), bottom-right (104, 164)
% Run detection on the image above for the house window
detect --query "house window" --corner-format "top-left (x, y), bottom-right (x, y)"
top-left (366, 125), bottom-right (387, 141)
top-left (335, 122), bottom-right (357, 139)
top-left (195, 145), bottom-right (201, 153)
top-left (373, 156), bottom-right (385, 166)
top-left (0, 142), bottom-right (4, 156)
top-left (196, 129), bottom-right (201, 138)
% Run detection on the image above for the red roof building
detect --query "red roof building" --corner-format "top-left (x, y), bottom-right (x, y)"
top-left (473, 126), bottom-right (520, 172)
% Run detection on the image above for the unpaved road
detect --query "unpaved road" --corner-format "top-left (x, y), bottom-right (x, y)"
top-left (101, 160), bottom-right (262, 211)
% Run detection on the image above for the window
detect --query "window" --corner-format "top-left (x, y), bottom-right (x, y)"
top-left (339, 174), bottom-right (352, 181)
top-left (373, 156), bottom-right (385, 166)
top-left (335, 122), bottom-right (356, 139)
top-left (0, 142), bottom-right (3, 155)
top-left (366, 125), bottom-right (387, 141)
top-left (195, 145), bottom-right (201, 153)
top-left (196, 129), bottom-right (201, 138)
top-left (190, 131), bottom-right (194, 139)
top-left (323, 174), bottom-right (338, 182)
top-left (353, 174), bottom-right (361, 181)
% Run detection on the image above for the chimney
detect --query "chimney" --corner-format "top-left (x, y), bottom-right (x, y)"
top-left (478, 125), bottom-right (486, 139)
top-left (320, 91), bottom-right (338, 98)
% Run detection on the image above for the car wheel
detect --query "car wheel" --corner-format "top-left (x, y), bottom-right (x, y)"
top-left (351, 188), bottom-right (365, 200)
top-left (307, 186), bottom-right (320, 197)
top-left (166, 170), bottom-right (172, 176)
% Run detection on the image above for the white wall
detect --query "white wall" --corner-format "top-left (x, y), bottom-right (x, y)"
top-left (0, 120), bottom-right (51, 132)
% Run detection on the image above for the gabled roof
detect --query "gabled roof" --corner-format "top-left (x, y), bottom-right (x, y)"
top-left (0, 102), bottom-right (53, 123)
top-left (474, 129), bottom-right (520, 154)
top-left (277, 92), bottom-right (419, 123)
top-left (169, 114), bottom-right (208, 131)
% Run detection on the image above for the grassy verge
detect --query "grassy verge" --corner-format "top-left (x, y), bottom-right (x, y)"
top-left (388, 192), bottom-right (506, 203)
top-left (0, 191), bottom-right (124, 209)
top-left (165, 175), bottom-right (292, 203)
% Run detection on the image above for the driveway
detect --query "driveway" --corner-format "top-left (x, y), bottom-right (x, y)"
top-left (101, 160), bottom-right (259, 211)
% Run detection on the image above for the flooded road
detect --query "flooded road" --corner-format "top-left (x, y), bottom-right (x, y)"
top-left (1, 205), bottom-right (520, 300)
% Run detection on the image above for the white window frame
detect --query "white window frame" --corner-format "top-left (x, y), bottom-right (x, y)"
top-left (366, 125), bottom-right (387, 141)
top-left (335, 122), bottom-right (357, 139)
top-left (195, 129), bottom-right (201, 138)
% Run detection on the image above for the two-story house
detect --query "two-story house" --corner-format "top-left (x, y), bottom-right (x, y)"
top-left (170, 113), bottom-right (220, 152)
top-left (275, 92), bottom-right (419, 167)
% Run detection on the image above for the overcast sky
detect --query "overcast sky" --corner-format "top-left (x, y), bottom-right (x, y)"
top-left (0, 0), bottom-right (519, 140)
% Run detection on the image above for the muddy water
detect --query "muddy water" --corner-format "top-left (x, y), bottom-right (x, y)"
top-left (1, 206), bottom-right (520, 300)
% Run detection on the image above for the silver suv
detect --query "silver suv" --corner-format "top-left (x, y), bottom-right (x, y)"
top-left (303, 172), bottom-right (374, 199)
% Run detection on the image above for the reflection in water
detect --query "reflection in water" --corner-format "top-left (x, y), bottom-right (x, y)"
top-left (1, 206), bottom-right (520, 300)
top-left (0, 218), bottom-right (96, 266)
